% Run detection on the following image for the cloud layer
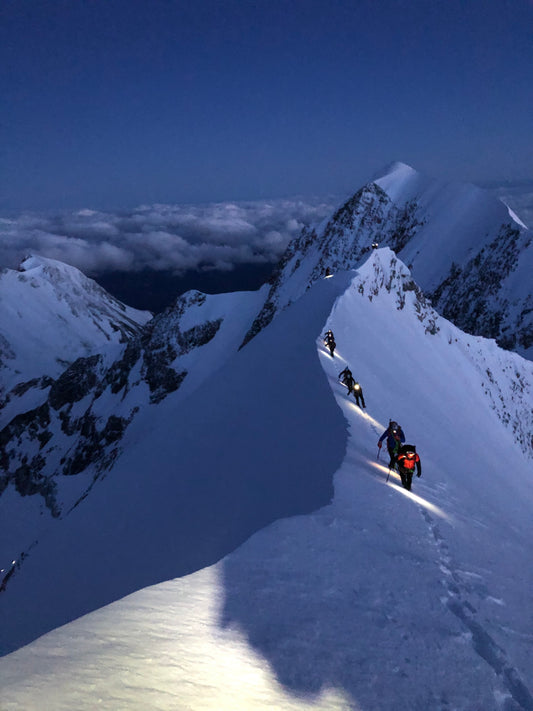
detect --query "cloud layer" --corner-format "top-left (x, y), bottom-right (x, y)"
top-left (0, 198), bottom-right (339, 276)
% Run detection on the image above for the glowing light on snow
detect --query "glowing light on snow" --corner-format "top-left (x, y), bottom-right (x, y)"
top-left (0, 567), bottom-right (359, 710)
top-left (349, 405), bottom-right (384, 430)
top-left (368, 460), bottom-right (401, 480)
top-left (392, 486), bottom-right (452, 522)
top-left (319, 348), bottom-right (347, 365)
top-left (366, 461), bottom-right (451, 521)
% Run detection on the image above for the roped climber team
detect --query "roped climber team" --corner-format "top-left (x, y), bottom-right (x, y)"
top-left (323, 329), bottom-right (422, 492)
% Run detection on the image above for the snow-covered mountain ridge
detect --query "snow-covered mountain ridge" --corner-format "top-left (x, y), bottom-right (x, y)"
top-left (0, 255), bottom-right (152, 399)
top-left (1, 158), bottom-right (532, 605)
top-left (1, 249), bottom-right (533, 711)
top-left (0, 282), bottom-right (266, 538)
top-left (243, 162), bottom-right (533, 359)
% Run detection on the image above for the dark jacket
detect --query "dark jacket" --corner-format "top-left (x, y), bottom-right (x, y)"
top-left (338, 368), bottom-right (354, 387)
top-left (379, 424), bottom-right (405, 451)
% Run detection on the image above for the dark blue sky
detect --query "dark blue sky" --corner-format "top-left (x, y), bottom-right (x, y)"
top-left (2, 0), bottom-right (532, 211)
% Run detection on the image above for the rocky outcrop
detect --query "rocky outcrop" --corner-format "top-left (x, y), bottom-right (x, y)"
top-left (429, 224), bottom-right (533, 354)
top-left (241, 183), bottom-right (425, 347)
top-left (241, 170), bottom-right (532, 362)
top-left (0, 290), bottom-right (226, 515)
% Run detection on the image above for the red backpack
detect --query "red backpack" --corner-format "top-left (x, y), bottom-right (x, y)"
top-left (398, 446), bottom-right (418, 471)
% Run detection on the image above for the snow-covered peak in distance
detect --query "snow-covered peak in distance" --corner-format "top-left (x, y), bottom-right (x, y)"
top-left (0, 254), bottom-right (152, 398)
top-left (370, 160), bottom-right (428, 202)
top-left (242, 162), bottom-right (533, 360)
top-left (373, 160), bottom-right (525, 228)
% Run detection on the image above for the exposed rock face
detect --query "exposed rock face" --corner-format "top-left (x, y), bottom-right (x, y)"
top-left (0, 291), bottom-right (225, 516)
top-left (0, 255), bottom-right (152, 399)
top-left (242, 170), bottom-right (532, 361)
top-left (48, 355), bottom-right (103, 411)
top-left (241, 183), bottom-right (425, 347)
top-left (355, 250), bottom-right (440, 335)
top-left (429, 224), bottom-right (533, 353)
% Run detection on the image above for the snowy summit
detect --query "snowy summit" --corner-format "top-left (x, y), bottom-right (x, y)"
top-left (0, 255), bottom-right (151, 399)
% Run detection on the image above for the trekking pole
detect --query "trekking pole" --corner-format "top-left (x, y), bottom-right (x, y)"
top-left (386, 467), bottom-right (391, 483)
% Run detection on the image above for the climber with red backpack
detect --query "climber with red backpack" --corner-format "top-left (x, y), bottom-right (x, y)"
top-left (396, 444), bottom-right (422, 491)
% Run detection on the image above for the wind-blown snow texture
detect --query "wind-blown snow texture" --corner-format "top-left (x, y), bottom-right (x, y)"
top-left (1, 249), bottom-right (533, 711)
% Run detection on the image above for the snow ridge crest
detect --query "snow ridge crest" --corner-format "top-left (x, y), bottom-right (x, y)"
top-left (353, 248), bottom-right (440, 334)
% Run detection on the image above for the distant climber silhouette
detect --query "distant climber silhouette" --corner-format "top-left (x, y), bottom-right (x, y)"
top-left (338, 366), bottom-right (355, 396)
top-left (324, 330), bottom-right (336, 357)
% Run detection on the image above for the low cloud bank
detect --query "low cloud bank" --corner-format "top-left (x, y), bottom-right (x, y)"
top-left (0, 197), bottom-right (339, 276)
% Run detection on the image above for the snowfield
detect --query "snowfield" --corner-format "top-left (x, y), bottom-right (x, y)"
top-left (0, 255), bottom-right (151, 398)
top-left (1, 250), bottom-right (533, 710)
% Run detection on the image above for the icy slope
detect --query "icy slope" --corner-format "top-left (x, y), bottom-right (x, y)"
top-left (243, 162), bottom-right (533, 359)
top-left (0, 272), bottom-right (352, 655)
top-left (374, 161), bottom-right (524, 287)
top-left (0, 255), bottom-right (152, 397)
top-left (1, 250), bottom-right (533, 711)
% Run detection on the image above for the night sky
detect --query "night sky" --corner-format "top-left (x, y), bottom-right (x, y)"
top-left (2, 0), bottom-right (532, 212)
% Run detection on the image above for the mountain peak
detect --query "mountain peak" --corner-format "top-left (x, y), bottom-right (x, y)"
top-left (371, 160), bottom-right (418, 182)
top-left (371, 161), bottom-right (431, 204)
top-left (19, 254), bottom-right (69, 272)
top-left (0, 254), bottom-right (152, 397)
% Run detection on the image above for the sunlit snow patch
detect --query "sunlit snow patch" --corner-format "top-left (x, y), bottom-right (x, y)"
top-left (0, 567), bottom-right (356, 711)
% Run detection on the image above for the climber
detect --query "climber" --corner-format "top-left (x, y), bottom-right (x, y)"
top-left (352, 381), bottom-right (366, 409)
top-left (338, 367), bottom-right (355, 396)
top-left (324, 330), bottom-right (336, 357)
top-left (378, 420), bottom-right (405, 469)
top-left (396, 444), bottom-right (422, 491)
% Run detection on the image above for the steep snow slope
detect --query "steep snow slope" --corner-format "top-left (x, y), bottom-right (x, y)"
top-left (0, 284), bottom-right (268, 567)
top-left (374, 162), bottom-right (522, 287)
top-left (0, 255), bottom-right (152, 397)
top-left (1, 251), bottom-right (533, 711)
top-left (0, 272), bottom-right (352, 654)
top-left (243, 162), bottom-right (533, 359)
